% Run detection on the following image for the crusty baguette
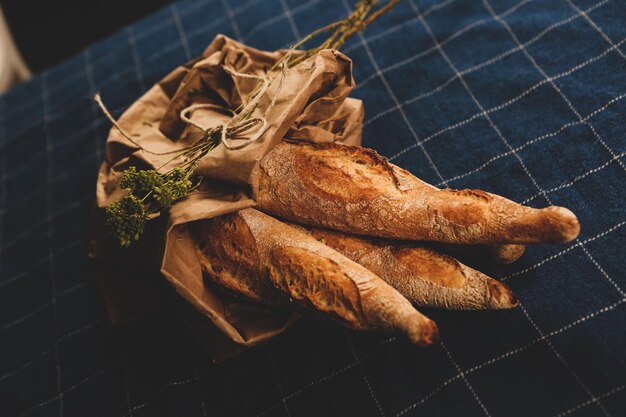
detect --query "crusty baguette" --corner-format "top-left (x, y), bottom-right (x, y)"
top-left (193, 212), bottom-right (285, 306)
top-left (288, 223), bottom-right (518, 310)
top-left (193, 208), bottom-right (438, 345)
top-left (256, 142), bottom-right (580, 244)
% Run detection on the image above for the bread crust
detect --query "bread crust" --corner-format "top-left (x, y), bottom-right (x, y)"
top-left (289, 224), bottom-right (518, 310)
top-left (194, 214), bottom-right (284, 305)
top-left (256, 142), bottom-right (580, 244)
top-left (195, 209), bottom-right (438, 344)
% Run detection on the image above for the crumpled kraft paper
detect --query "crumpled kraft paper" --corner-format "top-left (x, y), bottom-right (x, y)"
top-left (92, 35), bottom-right (363, 347)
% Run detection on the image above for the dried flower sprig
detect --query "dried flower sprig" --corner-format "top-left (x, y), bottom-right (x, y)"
top-left (278, 0), bottom-right (399, 68)
top-left (105, 166), bottom-right (199, 247)
top-left (102, 0), bottom-right (398, 247)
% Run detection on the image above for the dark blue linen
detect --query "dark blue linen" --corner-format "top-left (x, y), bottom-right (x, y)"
top-left (1, 0), bottom-right (625, 416)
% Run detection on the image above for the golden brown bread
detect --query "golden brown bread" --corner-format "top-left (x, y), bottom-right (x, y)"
top-left (194, 213), bottom-right (285, 306)
top-left (288, 223), bottom-right (518, 310)
top-left (193, 208), bottom-right (438, 345)
top-left (256, 142), bottom-right (580, 244)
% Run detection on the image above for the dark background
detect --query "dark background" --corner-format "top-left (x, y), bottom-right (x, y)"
top-left (2, 0), bottom-right (172, 71)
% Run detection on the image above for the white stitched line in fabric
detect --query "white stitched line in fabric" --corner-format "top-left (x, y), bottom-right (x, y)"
top-left (0, 194), bottom-right (87, 255)
top-left (240, 0), bottom-right (322, 43)
top-left (145, 11), bottom-right (231, 62)
top-left (342, 0), bottom-right (447, 185)
top-left (130, 0), bottom-right (217, 42)
top-left (258, 291), bottom-right (623, 417)
top-left (0, 0), bottom-right (521, 154)
top-left (127, 27), bottom-right (146, 92)
top-left (0, 0), bottom-right (264, 123)
top-left (389, 5), bottom-right (492, 413)
top-left (521, 150), bottom-right (626, 204)
top-left (41, 73), bottom-right (64, 417)
top-left (395, 298), bottom-right (626, 417)
top-left (394, 374), bottom-right (462, 416)
top-left (5, 122), bottom-right (110, 207)
top-left (122, 355), bottom-right (135, 417)
top-left (0, 0), bottom-right (312, 153)
top-left (553, 384), bottom-right (626, 417)
top-left (0, 317), bottom-right (106, 383)
top-left (580, 244), bottom-right (625, 298)
top-left (121, 372), bottom-right (207, 417)
top-left (494, 1), bottom-right (626, 302)
top-left (0, 281), bottom-right (89, 332)
top-left (0, 8), bottom-right (616, 416)
top-left (485, 0), bottom-right (625, 176)
top-left (0, 68), bottom-right (131, 153)
top-left (412, 0), bottom-right (538, 222)
top-left (518, 302), bottom-right (611, 417)
top-left (343, 0), bottom-right (464, 54)
top-left (440, 340), bottom-right (492, 417)
top-left (59, 318), bottom-right (106, 342)
top-left (19, 359), bottom-right (123, 417)
top-left (170, 3), bottom-right (193, 61)
top-left (280, 0), bottom-right (301, 40)
top-left (0, 4), bottom-right (177, 120)
top-left (437, 93), bottom-right (626, 186)
top-left (418, 1), bottom-right (614, 413)
top-left (267, 349), bottom-right (293, 417)
top-left (254, 337), bottom-right (397, 417)
top-left (1, 238), bottom-right (83, 290)
top-left (388, 34), bottom-right (626, 162)
top-left (364, 0), bottom-right (609, 128)
top-left (156, 0), bottom-right (312, 60)
top-left (503, 219), bottom-right (626, 281)
top-left (0, 351), bottom-right (54, 383)
top-left (2, 2), bottom-right (328, 251)
top-left (565, 0), bottom-right (626, 62)
top-left (195, 370), bottom-right (208, 417)
top-left (345, 332), bottom-right (386, 417)
top-left (353, 0), bottom-right (531, 89)
top-left (83, 49), bottom-right (103, 169)
top-left (399, 3), bottom-right (612, 412)
top-left (482, 0), bottom-right (625, 297)
top-left (220, 0), bottom-right (242, 39)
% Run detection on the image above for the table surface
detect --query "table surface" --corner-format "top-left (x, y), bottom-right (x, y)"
top-left (1, 0), bottom-right (625, 416)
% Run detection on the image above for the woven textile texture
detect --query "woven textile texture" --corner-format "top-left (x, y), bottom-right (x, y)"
top-left (1, 0), bottom-right (625, 416)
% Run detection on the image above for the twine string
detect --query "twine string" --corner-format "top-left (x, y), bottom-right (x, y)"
top-left (94, 53), bottom-right (290, 156)
top-left (180, 54), bottom-right (290, 151)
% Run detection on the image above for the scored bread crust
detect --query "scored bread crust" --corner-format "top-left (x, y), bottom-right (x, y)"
top-left (288, 223), bottom-right (518, 310)
top-left (256, 142), bottom-right (580, 244)
top-left (194, 213), bottom-right (284, 306)
top-left (193, 208), bottom-right (438, 345)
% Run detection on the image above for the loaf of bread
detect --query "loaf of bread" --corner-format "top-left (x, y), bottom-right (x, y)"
top-left (193, 208), bottom-right (438, 345)
top-left (288, 223), bottom-right (518, 310)
top-left (256, 142), bottom-right (580, 244)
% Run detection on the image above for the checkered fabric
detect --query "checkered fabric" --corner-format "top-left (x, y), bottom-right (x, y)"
top-left (1, 0), bottom-right (625, 416)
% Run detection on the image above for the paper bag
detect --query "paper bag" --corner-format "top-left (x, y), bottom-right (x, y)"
top-left (93, 35), bottom-right (363, 347)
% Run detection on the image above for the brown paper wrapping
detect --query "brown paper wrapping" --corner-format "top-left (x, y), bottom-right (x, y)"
top-left (93, 35), bottom-right (363, 347)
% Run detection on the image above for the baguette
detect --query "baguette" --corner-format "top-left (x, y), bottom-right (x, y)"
top-left (193, 209), bottom-right (438, 345)
top-left (289, 224), bottom-right (518, 310)
top-left (256, 142), bottom-right (580, 244)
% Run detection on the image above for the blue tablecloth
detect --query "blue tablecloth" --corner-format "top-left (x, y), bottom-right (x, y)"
top-left (1, 0), bottom-right (625, 416)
